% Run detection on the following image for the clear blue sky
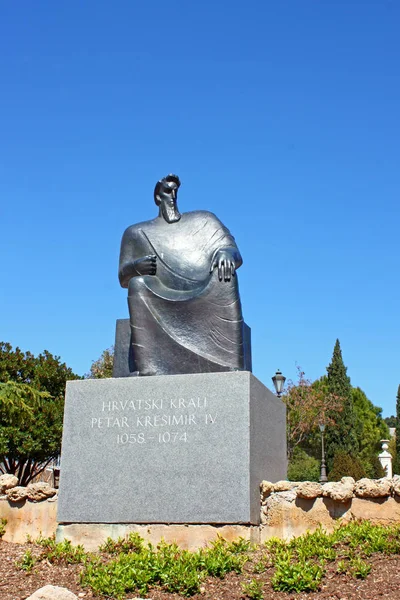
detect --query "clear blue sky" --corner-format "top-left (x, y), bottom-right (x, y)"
top-left (1, 1), bottom-right (399, 416)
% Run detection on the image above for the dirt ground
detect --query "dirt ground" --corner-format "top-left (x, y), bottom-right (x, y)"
top-left (2, 539), bottom-right (400, 600)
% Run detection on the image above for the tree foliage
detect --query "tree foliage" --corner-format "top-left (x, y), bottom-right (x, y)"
top-left (283, 366), bottom-right (344, 459)
top-left (327, 450), bottom-right (366, 482)
top-left (284, 341), bottom-right (392, 479)
top-left (389, 435), bottom-right (397, 476)
top-left (0, 342), bottom-right (80, 485)
top-left (395, 384), bottom-right (400, 475)
top-left (325, 340), bottom-right (358, 468)
top-left (0, 381), bottom-right (49, 412)
top-left (352, 387), bottom-right (389, 478)
top-left (287, 447), bottom-right (320, 482)
top-left (87, 347), bottom-right (114, 379)
top-left (385, 415), bottom-right (397, 428)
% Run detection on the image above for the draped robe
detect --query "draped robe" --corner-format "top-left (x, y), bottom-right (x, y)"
top-left (118, 210), bottom-right (246, 376)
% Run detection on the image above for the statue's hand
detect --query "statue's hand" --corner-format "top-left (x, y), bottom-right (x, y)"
top-left (211, 250), bottom-right (236, 282)
top-left (134, 255), bottom-right (157, 276)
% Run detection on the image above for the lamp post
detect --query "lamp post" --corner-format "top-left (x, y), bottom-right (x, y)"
top-left (272, 369), bottom-right (286, 397)
top-left (53, 467), bottom-right (60, 489)
top-left (319, 423), bottom-right (328, 483)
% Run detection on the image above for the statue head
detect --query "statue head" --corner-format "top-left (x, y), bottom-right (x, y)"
top-left (154, 174), bottom-right (181, 223)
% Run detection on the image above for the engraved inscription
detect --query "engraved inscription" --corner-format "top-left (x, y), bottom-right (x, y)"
top-left (101, 397), bottom-right (207, 412)
top-left (91, 416), bottom-right (130, 428)
top-left (135, 414), bottom-right (196, 427)
top-left (205, 414), bottom-right (217, 424)
top-left (90, 396), bottom-right (214, 446)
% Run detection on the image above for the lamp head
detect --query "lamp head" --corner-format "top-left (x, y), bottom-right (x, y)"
top-left (272, 369), bottom-right (286, 397)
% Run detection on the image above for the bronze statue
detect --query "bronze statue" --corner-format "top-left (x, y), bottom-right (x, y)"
top-left (118, 174), bottom-right (248, 376)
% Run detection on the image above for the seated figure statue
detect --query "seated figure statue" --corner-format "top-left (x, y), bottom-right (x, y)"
top-left (118, 174), bottom-right (248, 376)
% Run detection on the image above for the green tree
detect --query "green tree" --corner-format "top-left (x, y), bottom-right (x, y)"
top-left (327, 450), bottom-right (366, 481)
top-left (0, 342), bottom-right (80, 485)
top-left (325, 339), bottom-right (358, 469)
top-left (385, 415), bottom-right (397, 428)
top-left (391, 385), bottom-right (400, 475)
top-left (87, 347), bottom-right (114, 379)
top-left (283, 367), bottom-right (343, 459)
top-left (0, 381), bottom-right (49, 413)
top-left (352, 387), bottom-right (389, 478)
top-left (287, 447), bottom-right (320, 482)
top-left (396, 385), bottom-right (400, 474)
top-left (389, 435), bottom-right (397, 476)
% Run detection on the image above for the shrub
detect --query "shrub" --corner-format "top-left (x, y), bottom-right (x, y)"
top-left (99, 532), bottom-right (144, 554)
top-left (332, 520), bottom-right (400, 556)
top-left (368, 455), bottom-right (386, 479)
top-left (253, 559), bottom-right (266, 573)
top-left (288, 447), bottom-right (320, 481)
top-left (81, 535), bottom-right (249, 599)
top-left (15, 549), bottom-right (37, 572)
top-left (266, 521), bottom-right (388, 592)
top-left (288, 527), bottom-right (337, 561)
top-left (271, 558), bottom-right (324, 592)
top-left (0, 518), bottom-right (6, 539)
top-left (16, 525), bottom-right (399, 597)
top-left (36, 537), bottom-right (87, 564)
top-left (195, 539), bottom-right (247, 578)
top-left (328, 450), bottom-right (366, 481)
top-left (349, 557), bottom-right (372, 579)
top-left (241, 578), bottom-right (264, 599)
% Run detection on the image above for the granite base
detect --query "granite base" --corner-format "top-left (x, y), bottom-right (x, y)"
top-left (57, 371), bottom-right (286, 524)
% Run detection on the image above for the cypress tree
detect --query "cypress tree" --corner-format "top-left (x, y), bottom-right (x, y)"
top-left (395, 384), bottom-right (400, 475)
top-left (325, 339), bottom-right (359, 469)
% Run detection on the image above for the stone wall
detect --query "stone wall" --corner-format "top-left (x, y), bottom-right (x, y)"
top-left (2, 474), bottom-right (400, 549)
top-left (0, 475), bottom-right (58, 543)
top-left (0, 495), bottom-right (58, 543)
top-left (260, 476), bottom-right (400, 542)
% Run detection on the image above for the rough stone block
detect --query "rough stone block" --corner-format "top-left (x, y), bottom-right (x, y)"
top-left (57, 371), bottom-right (286, 524)
top-left (0, 473), bottom-right (18, 493)
top-left (27, 482), bottom-right (57, 502)
top-left (26, 586), bottom-right (77, 600)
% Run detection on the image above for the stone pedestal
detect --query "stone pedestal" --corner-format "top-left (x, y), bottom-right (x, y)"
top-left (379, 439), bottom-right (393, 479)
top-left (57, 371), bottom-right (286, 525)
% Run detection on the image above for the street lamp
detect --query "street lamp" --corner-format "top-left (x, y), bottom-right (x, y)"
top-left (272, 369), bottom-right (286, 397)
top-left (53, 467), bottom-right (60, 489)
top-left (319, 423), bottom-right (328, 483)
